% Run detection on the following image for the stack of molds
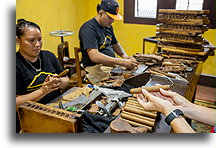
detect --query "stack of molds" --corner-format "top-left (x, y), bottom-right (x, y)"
top-left (157, 9), bottom-right (212, 60)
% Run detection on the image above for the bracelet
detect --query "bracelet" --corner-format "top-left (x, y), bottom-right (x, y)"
top-left (165, 109), bottom-right (184, 125)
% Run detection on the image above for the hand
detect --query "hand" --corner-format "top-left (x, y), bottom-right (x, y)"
top-left (52, 74), bottom-right (62, 86)
top-left (135, 89), bottom-right (174, 114)
top-left (158, 88), bottom-right (192, 108)
top-left (40, 75), bottom-right (61, 95)
top-left (122, 58), bottom-right (139, 69)
top-left (150, 91), bottom-right (175, 105)
top-left (127, 56), bottom-right (137, 63)
top-left (123, 55), bottom-right (138, 63)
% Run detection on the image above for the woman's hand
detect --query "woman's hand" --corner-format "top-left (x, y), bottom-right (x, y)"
top-left (158, 88), bottom-right (193, 108)
top-left (53, 74), bottom-right (69, 90)
top-left (135, 89), bottom-right (175, 114)
top-left (40, 75), bottom-right (61, 95)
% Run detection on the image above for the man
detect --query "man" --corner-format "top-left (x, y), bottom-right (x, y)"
top-left (79, 0), bottom-right (139, 69)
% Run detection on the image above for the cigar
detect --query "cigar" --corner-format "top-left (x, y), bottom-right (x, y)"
top-left (124, 103), bottom-right (157, 114)
top-left (149, 70), bottom-right (176, 78)
top-left (127, 97), bottom-right (138, 101)
top-left (121, 112), bottom-right (155, 127)
top-left (122, 111), bottom-right (155, 122)
top-left (125, 103), bottom-right (145, 111)
top-left (123, 106), bottom-right (157, 118)
top-left (56, 69), bottom-right (69, 78)
top-left (130, 85), bottom-right (170, 94)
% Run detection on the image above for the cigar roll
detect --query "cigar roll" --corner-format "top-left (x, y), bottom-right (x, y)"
top-left (124, 103), bottom-right (156, 114)
top-left (56, 69), bottom-right (69, 78)
top-left (126, 99), bottom-right (151, 110)
top-left (148, 70), bottom-right (164, 76)
top-left (125, 103), bottom-right (157, 114)
top-left (130, 85), bottom-right (170, 94)
top-left (127, 100), bottom-right (146, 107)
top-left (126, 98), bottom-right (157, 114)
top-left (125, 103), bottom-right (145, 111)
top-left (123, 106), bottom-right (157, 118)
top-left (126, 101), bottom-right (143, 108)
top-left (122, 111), bottom-right (155, 122)
top-left (128, 97), bottom-right (138, 101)
top-left (121, 112), bottom-right (155, 127)
top-left (127, 99), bottom-right (141, 105)
top-left (127, 97), bottom-right (140, 102)
top-left (120, 117), bottom-right (152, 131)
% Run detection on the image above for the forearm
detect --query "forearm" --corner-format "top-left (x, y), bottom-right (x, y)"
top-left (182, 103), bottom-right (216, 126)
top-left (59, 77), bottom-right (69, 89)
top-left (88, 49), bottom-right (127, 67)
top-left (16, 89), bottom-right (46, 106)
top-left (170, 117), bottom-right (195, 133)
top-left (163, 106), bottom-right (195, 133)
top-left (112, 43), bottom-right (128, 58)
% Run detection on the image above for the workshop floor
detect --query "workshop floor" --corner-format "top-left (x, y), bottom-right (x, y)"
top-left (192, 85), bottom-right (216, 133)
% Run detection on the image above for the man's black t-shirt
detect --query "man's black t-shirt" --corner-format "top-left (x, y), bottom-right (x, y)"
top-left (16, 50), bottom-right (63, 104)
top-left (79, 18), bottom-right (118, 67)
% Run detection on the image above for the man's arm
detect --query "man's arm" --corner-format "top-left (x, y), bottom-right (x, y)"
top-left (112, 43), bottom-right (128, 58)
top-left (87, 48), bottom-right (138, 69)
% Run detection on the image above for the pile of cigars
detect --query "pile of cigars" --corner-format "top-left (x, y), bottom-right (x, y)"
top-left (110, 85), bottom-right (171, 133)
top-left (157, 9), bottom-right (214, 61)
top-left (119, 97), bottom-right (157, 132)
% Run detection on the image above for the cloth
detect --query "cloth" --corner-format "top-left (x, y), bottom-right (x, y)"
top-left (82, 111), bottom-right (115, 133)
top-left (16, 50), bottom-right (63, 104)
top-left (79, 18), bottom-right (118, 67)
top-left (85, 64), bottom-right (111, 84)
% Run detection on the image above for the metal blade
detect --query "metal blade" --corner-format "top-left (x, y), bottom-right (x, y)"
top-left (132, 64), bottom-right (148, 75)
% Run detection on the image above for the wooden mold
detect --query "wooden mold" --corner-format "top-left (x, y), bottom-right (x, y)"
top-left (156, 9), bottom-right (213, 60)
top-left (17, 101), bottom-right (83, 133)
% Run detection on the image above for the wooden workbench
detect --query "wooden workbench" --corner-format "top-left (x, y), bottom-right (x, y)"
top-left (103, 62), bottom-right (203, 133)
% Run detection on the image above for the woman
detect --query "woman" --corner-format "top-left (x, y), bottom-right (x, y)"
top-left (16, 19), bottom-right (69, 132)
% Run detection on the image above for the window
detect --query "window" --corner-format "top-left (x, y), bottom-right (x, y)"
top-left (124, 0), bottom-right (215, 29)
top-left (176, 0), bottom-right (204, 10)
top-left (135, 0), bottom-right (158, 18)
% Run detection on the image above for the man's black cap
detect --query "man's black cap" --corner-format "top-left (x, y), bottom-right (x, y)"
top-left (100, 0), bottom-right (123, 20)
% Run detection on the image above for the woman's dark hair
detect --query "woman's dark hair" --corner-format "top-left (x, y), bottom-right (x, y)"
top-left (16, 19), bottom-right (41, 38)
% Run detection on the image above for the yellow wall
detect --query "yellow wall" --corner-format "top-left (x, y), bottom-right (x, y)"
top-left (16, 0), bottom-right (90, 56)
top-left (16, 0), bottom-right (216, 76)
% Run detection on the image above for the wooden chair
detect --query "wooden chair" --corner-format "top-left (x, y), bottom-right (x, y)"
top-left (58, 41), bottom-right (75, 68)
top-left (74, 47), bottom-right (83, 87)
top-left (57, 41), bottom-right (76, 76)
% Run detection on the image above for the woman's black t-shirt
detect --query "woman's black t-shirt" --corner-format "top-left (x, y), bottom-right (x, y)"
top-left (16, 50), bottom-right (63, 104)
